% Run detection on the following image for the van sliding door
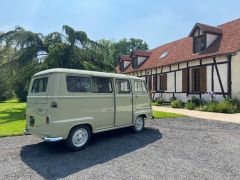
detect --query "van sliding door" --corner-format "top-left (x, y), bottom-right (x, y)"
top-left (114, 79), bottom-right (133, 126)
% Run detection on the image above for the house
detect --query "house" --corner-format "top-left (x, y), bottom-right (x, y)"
top-left (115, 18), bottom-right (240, 101)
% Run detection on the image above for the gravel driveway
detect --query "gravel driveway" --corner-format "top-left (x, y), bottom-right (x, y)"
top-left (0, 117), bottom-right (240, 180)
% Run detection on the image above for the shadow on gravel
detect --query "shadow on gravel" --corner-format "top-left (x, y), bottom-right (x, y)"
top-left (20, 127), bottom-right (162, 180)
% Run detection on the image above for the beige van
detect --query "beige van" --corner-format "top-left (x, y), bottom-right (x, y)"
top-left (25, 68), bottom-right (152, 150)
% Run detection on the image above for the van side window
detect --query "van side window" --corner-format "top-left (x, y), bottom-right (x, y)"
top-left (92, 77), bottom-right (112, 93)
top-left (115, 79), bottom-right (131, 93)
top-left (31, 77), bottom-right (48, 93)
top-left (134, 81), bottom-right (147, 94)
top-left (66, 76), bottom-right (91, 92)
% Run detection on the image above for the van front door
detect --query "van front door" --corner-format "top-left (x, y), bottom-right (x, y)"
top-left (115, 79), bottom-right (133, 126)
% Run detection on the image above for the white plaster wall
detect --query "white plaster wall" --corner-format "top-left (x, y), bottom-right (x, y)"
top-left (213, 63), bottom-right (228, 93)
top-left (167, 72), bottom-right (174, 92)
top-left (188, 60), bottom-right (200, 67)
top-left (206, 34), bottom-right (217, 47)
top-left (176, 70), bottom-right (182, 92)
top-left (179, 62), bottom-right (187, 69)
top-left (171, 64), bottom-right (178, 71)
top-left (124, 61), bottom-right (130, 68)
top-left (162, 66), bottom-right (170, 73)
top-left (202, 58), bottom-right (213, 64)
top-left (232, 53), bottom-right (240, 99)
top-left (175, 93), bottom-right (187, 102)
top-left (152, 69), bottom-right (156, 74)
top-left (206, 66), bottom-right (212, 92)
top-left (137, 57), bottom-right (147, 65)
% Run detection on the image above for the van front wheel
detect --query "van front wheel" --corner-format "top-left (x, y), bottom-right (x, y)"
top-left (133, 116), bottom-right (145, 133)
top-left (65, 125), bottom-right (91, 151)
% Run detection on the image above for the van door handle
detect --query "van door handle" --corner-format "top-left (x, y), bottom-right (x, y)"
top-left (135, 95), bottom-right (138, 98)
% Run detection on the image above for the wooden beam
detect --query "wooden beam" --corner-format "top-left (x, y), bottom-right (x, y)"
top-left (213, 57), bottom-right (226, 99)
top-left (174, 71), bottom-right (176, 93)
top-left (187, 62), bottom-right (189, 97)
top-left (227, 55), bottom-right (232, 98)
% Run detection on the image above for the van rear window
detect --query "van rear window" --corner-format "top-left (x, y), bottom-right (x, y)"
top-left (66, 76), bottom-right (91, 92)
top-left (31, 77), bottom-right (48, 93)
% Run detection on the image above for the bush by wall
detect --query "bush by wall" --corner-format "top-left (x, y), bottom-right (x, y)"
top-left (171, 99), bottom-right (183, 108)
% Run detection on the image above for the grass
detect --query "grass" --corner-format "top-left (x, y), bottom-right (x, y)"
top-left (153, 110), bottom-right (185, 119)
top-left (0, 99), bottom-right (26, 137)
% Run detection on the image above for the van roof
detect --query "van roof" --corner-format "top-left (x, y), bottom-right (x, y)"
top-left (33, 68), bottom-right (143, 80)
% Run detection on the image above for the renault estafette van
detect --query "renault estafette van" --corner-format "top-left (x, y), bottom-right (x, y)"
top-left (25, 68), bottom-right (152, 151)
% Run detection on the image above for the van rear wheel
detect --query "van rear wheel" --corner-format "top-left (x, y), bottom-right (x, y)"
top-left (65, 125), bottom-right (91, 151)
top-left (133, 116), bottom-right (145, 133)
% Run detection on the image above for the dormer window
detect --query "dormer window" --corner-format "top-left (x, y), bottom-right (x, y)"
top-left (193, 34), bottom-right (206, 53)
top-left (189, 23), bottom-right (222, 54)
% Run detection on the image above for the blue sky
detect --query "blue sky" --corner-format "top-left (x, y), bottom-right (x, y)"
top-left (0, 0), bottom-right (239, 48)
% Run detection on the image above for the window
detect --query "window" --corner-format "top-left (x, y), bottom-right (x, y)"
top-left (120, 61), bottom-right (124, 71)
top-left (160, 51), bottom-right (168, 59)
top-left (191, 68), bottom-right (200, 92)
top-left (31, 77), bottom-right (48, 93)
top-left (132, 58), bottom-right (138, 68)
top-left (66, 76), bottom-right (91, 92)
top-left (92, 77), bottom-right (112, 93)
top-left (159, 74), bottom-right (167, 91)
top-left (115, 79), bottom-right (130, 93)
top-left (193, 35), bottom-right (206, 53)
top-left (134, 81), bottom-right (147, 94)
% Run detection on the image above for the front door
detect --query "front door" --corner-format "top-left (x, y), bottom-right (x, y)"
top-left (115, 79), bottom-right (133, 126)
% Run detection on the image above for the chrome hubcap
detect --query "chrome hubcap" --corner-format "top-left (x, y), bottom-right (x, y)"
top-left (135, 117), bottom-right (143, 131)
top-left (72, 128), bottom-right (88, 147)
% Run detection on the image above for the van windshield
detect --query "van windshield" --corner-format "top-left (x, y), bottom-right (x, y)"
top-left (31, 77), bottom-right (48, 93)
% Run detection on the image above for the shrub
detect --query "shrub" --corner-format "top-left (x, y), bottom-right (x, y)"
top-left (171, 99), bottom-right (183, 108)
top-left (170, 96), bottom-right (177, 102)
top-left (156, 98), bottom-right (164, 106)
top-left (189, 96), bottom-right (202, 106)
top-left (199, 99), bottom-right (240, 113)
top-left (215, 101), bottom-right (233, 113)
top-left (185, 102), bottom-right (197, 110)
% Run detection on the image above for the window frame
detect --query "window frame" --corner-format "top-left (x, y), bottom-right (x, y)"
top-left (115, 78), bottom-right (131, 94)
top-left (193, 34), bottom-right (206, 53)
top-left (134, 80), bottom-right (148, 94)
top-left (31, 77), bottom-right (48, 93)
top-left (66, 75), bottom-right (92, 93)
top-left (91, 76), bottom-right (113, 93)
top-left (159, 74), bottom-right (167, 91)
top-left (191, 68), bottom-right (200, 92)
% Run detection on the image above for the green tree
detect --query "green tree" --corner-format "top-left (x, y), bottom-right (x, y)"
top-left (112, 38), bottom-right (148, 65)
top-left (0, 26), bottom-right (113, 101)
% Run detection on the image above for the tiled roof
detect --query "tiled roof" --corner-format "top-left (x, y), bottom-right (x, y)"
top-left (116, 18), bottom-right (240, 73)
top-left (131, 50), bottom-right (152, 57)
top-left (119, 55), bottom-right (132, 61)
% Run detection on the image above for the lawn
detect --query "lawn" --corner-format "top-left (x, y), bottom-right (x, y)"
top-left (0, 99), bottom-right (26, 137)
top-left (153, 110), bottom-right (185, 119)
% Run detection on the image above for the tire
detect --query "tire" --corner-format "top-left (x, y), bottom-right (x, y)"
top-left (65, 125), bottom-right (91, 151)
top-left (132, 116), bottom-right (145, 133)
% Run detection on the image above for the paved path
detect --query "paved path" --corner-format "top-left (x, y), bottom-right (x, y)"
top-left (153, 106), bottom-right (240, 123)
top-left (0, 117), bottom-right (240, 179)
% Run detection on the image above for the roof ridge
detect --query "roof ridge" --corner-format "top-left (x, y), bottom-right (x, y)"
top-left (197, 22), bottom-right (221, 29)
top-left (217, 18), bottom-right (240, 27)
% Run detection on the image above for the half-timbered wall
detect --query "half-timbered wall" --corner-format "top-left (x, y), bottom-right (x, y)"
top-left (127, 54), bottom-right (239, 101)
